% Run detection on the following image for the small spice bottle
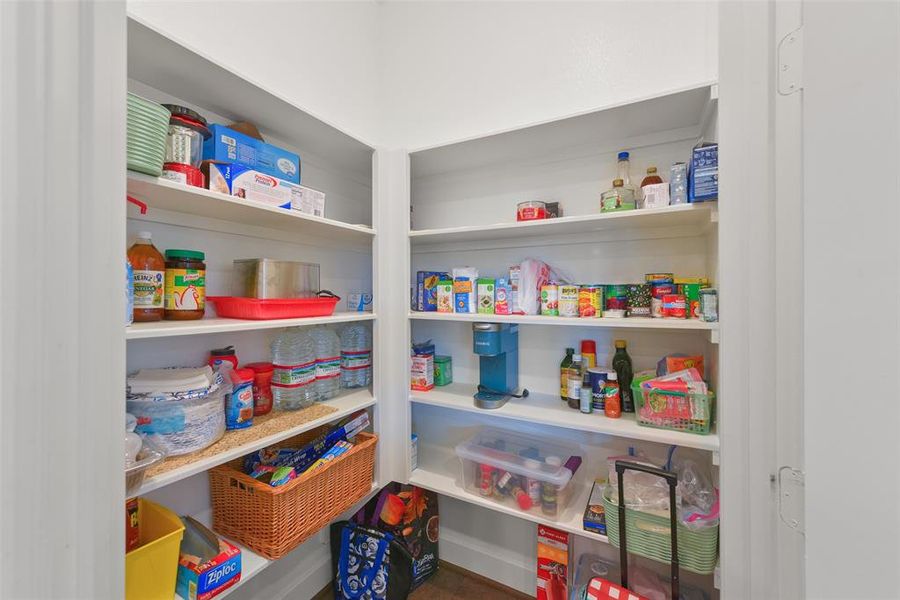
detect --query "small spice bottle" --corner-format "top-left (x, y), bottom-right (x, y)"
top-left (164, 249), bottom-right (206, 320)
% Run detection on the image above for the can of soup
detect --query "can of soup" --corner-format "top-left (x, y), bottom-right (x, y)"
top-left (558, 285), bottom-right (579, 317)
top-left (662, 293), bottom-right (688, 318)
top-left (578, 286), bottom-right (603, 318)
top-left (650, 283), bottom-right (677, 318)
top-left (540, 284), bottom-right (559, 316)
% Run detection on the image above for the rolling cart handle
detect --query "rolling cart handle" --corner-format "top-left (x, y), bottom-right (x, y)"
top-left (614, 460), bottom-right (679, 600)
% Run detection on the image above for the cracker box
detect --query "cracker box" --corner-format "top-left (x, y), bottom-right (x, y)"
top-left (537, 525), bottom-right (569, 600)
top-left (436, 280), bottom-right (454, 313)
top-left (203, 124), bottom-right (300, 183)
top-left (411, 354), bottom-right (434, 391)
top-left (582, 480), bottom-right (607, 535)
top-left (416, 271), bottom-right (449, 312)
top-left (476, 278), bottom-right (495, 314)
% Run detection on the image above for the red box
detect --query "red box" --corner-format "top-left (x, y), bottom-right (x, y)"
top-left (537, 524), bottom-right (569, 600)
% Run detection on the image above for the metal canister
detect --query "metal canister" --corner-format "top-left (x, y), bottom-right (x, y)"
top-left (578, 286), bottom-right (604, 318)
top-left (650, 282), bottom-right (677, 318)
top-left (540, 284), bottom-right (559, 316)
top-left (588, 368), bottom-right (608, 411)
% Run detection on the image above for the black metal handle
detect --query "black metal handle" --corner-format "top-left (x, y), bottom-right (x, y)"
top-left (615, 460), bottom-right (680, 600)
top-left (316, 289), bottom-right (341, 300)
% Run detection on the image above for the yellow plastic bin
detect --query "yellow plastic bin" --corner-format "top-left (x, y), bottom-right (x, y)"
top-left (125, 499), bottom-right (185, 600)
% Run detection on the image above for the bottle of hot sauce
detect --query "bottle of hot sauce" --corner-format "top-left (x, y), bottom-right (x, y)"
top-left (127, 231), bottom-right (165, 322)
top-left (604, 372), bottom-right (622, 418)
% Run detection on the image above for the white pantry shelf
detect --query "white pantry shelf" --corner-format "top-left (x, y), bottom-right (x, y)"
top-left (126, 173), bottom-right (376, 243)
top-left (127, 312), bottom-right (375, 340)
top-left (411, 383), bottom-right (719, 452)
top-left (409, 311), bottom-right (718, 333)
top-left (409, 202), bottom-right (717, 247)
top-left (409, 467), bottom-right (608, 544)
top-left (138, 389), bottom-right (375, 495)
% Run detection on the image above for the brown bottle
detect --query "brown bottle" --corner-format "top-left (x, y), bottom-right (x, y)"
top-left (641, 166), bottom-right (664, 188)
top-left (128, 231), bottom-right (165, 322)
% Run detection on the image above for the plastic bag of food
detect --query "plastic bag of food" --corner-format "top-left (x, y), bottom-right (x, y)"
top-left (516, 258), bottom-right (574, 315)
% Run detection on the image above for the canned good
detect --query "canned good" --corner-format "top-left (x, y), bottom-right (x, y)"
top-left (540, 284), bottom-right (559, 316)
top-left (650, 283), bottom-right (677, 318)
top-left (645, 273), bottom-right (674, 284)
top-left (626, 283), bottom-right (652, 317)
top-left (675, 277), bottom-right (710, 319)
top-left (558, 285), bottom-right (579, 317)
top-left (700, 288), bottom-right (718, 322)
top-left (578, 286), bottom-right (604, 318)
top-left (588, 368), bottom-right (608, 411)
top-left (605, 284), bottom-right (628, 318)
top-left (662, 293), bottom-right (688, 318)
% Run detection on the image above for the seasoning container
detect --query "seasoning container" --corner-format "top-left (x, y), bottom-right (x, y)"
top-left (540, 284), bottom-right (559, 316)
top-left (244, 362), bottom-right (274, 416)
top-left (517, 200), bottom-right (547, 221)
top-left (478, 464), bottom-right (495, 497)
top-left (128, 231), bottom-right (165, 322)
top-left (161, 104), bottom-right (210, 188)
top-left (588, 368), bottom-right (608, 411)
top-left (558, 285), bottom-right (579, 317)
top-left (524, 459), bottom-right (542, 506)
top-left (209, 346), bottom-right (238, 370)
top-left (700, 288), bottom-right (719, 322)
top-left (433, 355), bottom-right (453, 386)
top-left (164, 249), bottom-right (206, 320)
top-left (541, 456), bottom-right (562, 517)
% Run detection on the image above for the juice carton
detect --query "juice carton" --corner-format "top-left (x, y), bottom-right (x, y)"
top-left (495, 278), bottom-right (512, 315)
top-left (477, 278), bottom-right (496, 314)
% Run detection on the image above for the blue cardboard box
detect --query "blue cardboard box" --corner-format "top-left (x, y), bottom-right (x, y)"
top-left (176, 538), bottom-right (241, 600)
top-left (688, 143), bottom-right (718, 202)
top-left (416, 271), bottom-right (449, 312)
top-left (203, 124), bottom-right (301, 184)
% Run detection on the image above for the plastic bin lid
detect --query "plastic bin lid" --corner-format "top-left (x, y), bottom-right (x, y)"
top-left (455, 427), bottom-right (579, 487)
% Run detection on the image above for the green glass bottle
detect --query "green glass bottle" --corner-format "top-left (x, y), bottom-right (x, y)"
top-left (612, 339), bottom-right (635, 412)
top-left (560, 347), bottom-right (574, 401)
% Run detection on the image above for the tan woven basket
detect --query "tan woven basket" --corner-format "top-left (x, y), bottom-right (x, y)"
top-left (210, 429), bottom-right (377, 560)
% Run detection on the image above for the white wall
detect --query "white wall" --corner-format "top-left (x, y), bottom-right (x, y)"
top-left (127, 0), bottom-right (381, 146)
top-left (379, 1), bottom-right (718, 149)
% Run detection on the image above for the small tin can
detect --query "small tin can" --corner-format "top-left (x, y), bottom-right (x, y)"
top-left (541, 284), bottom-right (559, 316)
top-left (662, 293), bottom-right (688, 318)
top-left (588, 368), bottom-right (608, 411)
top-left (433, 355), bottom-right (453, 386)
top-left (626, 283), bottom-right (652, 317)
top-left (650, 283), bottom-right (677, 318)
top-left (558, 285), bottom-right (579, 317)
top-left (700, 288), bottom-right (718, 322)
top-left (645, 273), bottom-right (674, 284)
top-left (578, 286), bottom-right (604, 318)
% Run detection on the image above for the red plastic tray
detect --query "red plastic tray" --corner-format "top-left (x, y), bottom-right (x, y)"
top-left (207, 296), bottom-right (340, 320)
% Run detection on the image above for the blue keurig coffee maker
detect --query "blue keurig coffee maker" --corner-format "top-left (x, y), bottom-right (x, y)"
top-left (472, 322), bottom-right (528, 409)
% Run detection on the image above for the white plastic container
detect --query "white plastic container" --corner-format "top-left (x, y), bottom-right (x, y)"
top-left (455, 427), bottom-right (582, 520)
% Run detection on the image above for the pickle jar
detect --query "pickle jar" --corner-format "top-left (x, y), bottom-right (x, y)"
top-left (164, 249), bottom-right (206, 320)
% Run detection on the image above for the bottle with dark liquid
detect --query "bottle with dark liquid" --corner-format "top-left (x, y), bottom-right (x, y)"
top-left (612, 339), bottom-right (634, 412)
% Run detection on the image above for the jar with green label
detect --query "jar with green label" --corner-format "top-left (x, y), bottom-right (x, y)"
top-left (164, 249), bottom-right (206, 320)
top-left (433, 355), bottom-right (453, 386)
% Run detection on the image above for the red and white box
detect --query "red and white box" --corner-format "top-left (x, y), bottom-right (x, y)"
top-left (537, 525), bottom-right (569, 600)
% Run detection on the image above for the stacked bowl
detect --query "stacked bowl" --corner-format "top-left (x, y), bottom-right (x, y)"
top-left (127, 93), bottom-right (170, 176)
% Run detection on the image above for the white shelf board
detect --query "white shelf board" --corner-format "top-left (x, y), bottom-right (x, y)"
top-left (409, 467), bottom-right (608, 544)
top-left (127, 311), bottom-right (376, 340)
top-left (410, 83), bottom-right (717, 178)
top-left (174, 481), bottom-right (382, 600)
top-left (127, 16), bottom-right (374, 179)
top-left (409, 311), bottom-right (718, 333)
top-left (410, 203), bottom-right (717, 247)
top-left (138, 389), bottom-right (375, 495)
top-left (127, 173), bottom-right (375, 242)
top-left (410, 383), bottom-right (719, 452)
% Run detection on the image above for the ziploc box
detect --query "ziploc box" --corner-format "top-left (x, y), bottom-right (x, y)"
top-left (203, 124), bottom-right (300, 184)
top-left (688, 142), bottom-right (718, 202)
top-left (176, 538), bottom-right (241, 600)
top-left (416, 271), bottom-right (449, 312)
top-left (204, 161), bottom-right (295, 209)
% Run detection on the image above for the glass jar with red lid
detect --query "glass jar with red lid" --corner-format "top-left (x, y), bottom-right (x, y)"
top-left (161, 104), bottom-right (210, 188)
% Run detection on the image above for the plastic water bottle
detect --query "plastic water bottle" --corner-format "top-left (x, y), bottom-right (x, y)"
top-left (340, 324), bottom-right (372, 388)
top-left (271, 327), bottom-right (316, 410)
top-left (310, 325), bottom-right (341, 401)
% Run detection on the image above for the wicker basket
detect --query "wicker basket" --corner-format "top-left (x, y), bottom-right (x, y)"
top-left (210, 429), bottom-right (377, 559)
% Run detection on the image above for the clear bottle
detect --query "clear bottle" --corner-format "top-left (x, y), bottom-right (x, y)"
top-left (310, 325), bottom-right (341, 401)
top-left (340, 323), bottom-right (372, 388)
top-left (600, 179), bottom-right (636, 212)
top-left (270, 327), bottom-right (317, 410)
top-left (670, 162), bottom-right (688, 205)
top-left (617, 151), bottom-right (639, 199)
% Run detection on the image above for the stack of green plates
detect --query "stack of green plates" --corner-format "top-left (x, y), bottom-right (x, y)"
top-left (127, 93), bottom-right (170, 177)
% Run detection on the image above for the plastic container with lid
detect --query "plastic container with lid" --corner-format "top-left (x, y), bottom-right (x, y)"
top-left (455, 427), bottom-right (583, 520)
top-left (244, 362), bottom-right (274, 416)
top-left (164, 249), bottom-right (206, 320)
top-left (517, 200), bottom-right (548, 222)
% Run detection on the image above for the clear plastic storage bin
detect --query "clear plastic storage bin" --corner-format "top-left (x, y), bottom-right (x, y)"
top-left (455, 427), bottom-right (583, 520)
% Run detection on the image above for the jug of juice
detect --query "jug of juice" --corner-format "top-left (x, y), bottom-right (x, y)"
top-left (127, 231), bottom-right (165, 322)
